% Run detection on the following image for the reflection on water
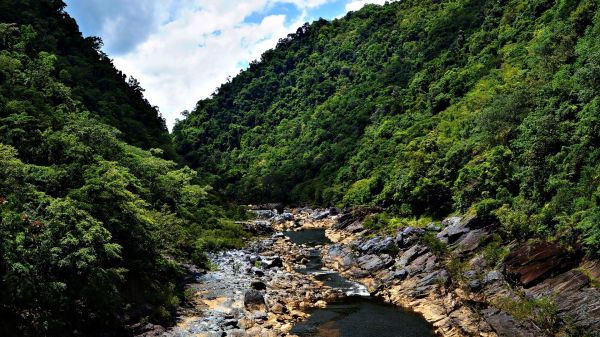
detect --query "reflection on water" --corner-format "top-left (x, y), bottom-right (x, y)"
top-left (290, 296), bottom-right (437, 337)
top-left (285, 229), bottom-right (436, 337)
top-left (283, 229), bottom-right (330, 246)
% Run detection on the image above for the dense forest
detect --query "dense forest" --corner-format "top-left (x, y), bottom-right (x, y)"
top-left (0, 1), bottom-right (246, 336)
top-left (174, 0), bottom-right (600, 256)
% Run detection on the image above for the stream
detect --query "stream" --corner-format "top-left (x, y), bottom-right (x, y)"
top-left (283, 229), bottom-right (436, 337)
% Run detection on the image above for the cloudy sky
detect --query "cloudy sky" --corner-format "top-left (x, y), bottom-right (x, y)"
top-left (64, 0), bottom-right (388, 129)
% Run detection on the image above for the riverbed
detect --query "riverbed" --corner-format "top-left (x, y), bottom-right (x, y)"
top-left (161, 209), bottom-right (435, 337)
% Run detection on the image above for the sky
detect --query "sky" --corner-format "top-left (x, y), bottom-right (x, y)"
top-left (64, 0), bottom-right (389, 130)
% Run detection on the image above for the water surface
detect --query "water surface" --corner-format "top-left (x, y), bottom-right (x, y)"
top-left (285, 229), bottom-right (436, 337)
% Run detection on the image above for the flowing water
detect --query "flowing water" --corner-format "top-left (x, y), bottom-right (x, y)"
top-left (283, 229), bottom-right (436, 337)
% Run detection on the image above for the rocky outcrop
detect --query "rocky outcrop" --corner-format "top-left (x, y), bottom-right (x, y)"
top-left (503, 241), bottom-right (581, 287)
top-left (322, 210), bottom-right (600, 337)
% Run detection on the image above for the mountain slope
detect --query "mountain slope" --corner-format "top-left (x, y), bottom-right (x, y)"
top-left (174, 0), bottom-right (600, 255)
top-left (0, 0), bottom-right (174, 154)
top-left (0, 2), bottom-right (247, 335)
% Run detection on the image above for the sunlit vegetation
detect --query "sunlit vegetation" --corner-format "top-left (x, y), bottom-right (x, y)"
top-left (174, 0), bottom-right (600, 257)
top-left (0, 2), bottom-right (247, 335)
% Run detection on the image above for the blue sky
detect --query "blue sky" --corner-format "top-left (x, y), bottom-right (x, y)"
top-left (64, 0), bottom-right (389, 129)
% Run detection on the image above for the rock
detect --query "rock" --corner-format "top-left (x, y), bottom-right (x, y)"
top-left (503, 241), bottom-right (581, 287)
top-left (252, 268), bottom-right (265, 277)
top-left (397, 245), bottom-right (426, 267)
top-left (224, 319), bottom-right (239, 328)
top-left (251, 280), bottom-right (267, 290)
top-left (270, 303), bottom-right (288, 314)
top-left (281, 212), bottom-right (294, 221)
top-left (526, 270), bottom-right (600, 331)
top-left (483, 309), bottom-right (538, 337)
top-left (242, 220), bottom-right (274, 235)
top-left (468, 279), bottom-right (482, 291)
top-left (244, 290), bottom-right (266, 311)
top-left (252, 210), bottom-right (277, 219)
top-left (356, 254), bottom-right (393, 273)
top-left (262, 256), bottom-right (283, 269)
top-left (312, 210), bottom-right (330, 220)
top-left (483, 270), bottom-right (502, 284)
top-left (394, 269), bottom-right (408, 280)
top-left (437, 218), bottom-right (469, 244)
top-left (272, 232), bottom-right (285, 239)
top-left (418, 270), bottom-right (449, 287)
top-left (356, 236), bottom-right (397, 254)
top-left (454, 228), bottom-right (490, 254)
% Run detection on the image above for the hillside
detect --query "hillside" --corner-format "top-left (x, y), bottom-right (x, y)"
top-left (0, 1), bottom-right (247, 336)
top-left (174, 0), bottom-right (600, 256)
top-left (0, 0), bottom-right (174, 154)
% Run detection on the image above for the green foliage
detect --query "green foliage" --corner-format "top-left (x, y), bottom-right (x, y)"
top-left (174, 0), bottom-right (600, 256)
top-left (419, 232), bottom-right (447, 258)
top-left (494, 295), bottom-right (557, 333)
top-left (0, 16), bottom-right (246, 336)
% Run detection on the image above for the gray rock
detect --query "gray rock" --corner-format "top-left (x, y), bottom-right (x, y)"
top-left (357, 236), bottom-right (396, 254)
top-left (262, 256), bottom-right (283, 269)
top-left (483, 309), bottom-right (538, 337)
top-left (312, 210), bottom-right (331, 220)
top-left (394, 269), bottom-right (408, 280)
top-left (243, 290), bottom-right (266, 310)
top-left (357, 254), bottom-right (393, 273)
top-left (397, 245), bottom-right (426, 267)
top-left (454, 228), bottom-right (490, 254)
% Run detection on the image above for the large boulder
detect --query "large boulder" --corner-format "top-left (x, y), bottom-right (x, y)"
top-left (356, 254), bottom-right (393, 274)
top-left (503, 241), bottom-right (581, 287)
top-left (526, 269), bottom-right (600, 331)
top-left (483, 309), bottom-right (539, 337)
top-left (244, 290), bottom-right (266, 311)
top-left (356, 236), bottom-right (397, 254)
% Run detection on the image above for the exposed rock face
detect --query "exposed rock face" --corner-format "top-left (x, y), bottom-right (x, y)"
top-left (322, 209), bottom-right (600, 337)
top-left (526, 269), bottom-right (600, 331)
top-left (503, 241), bottom-right (581, 287)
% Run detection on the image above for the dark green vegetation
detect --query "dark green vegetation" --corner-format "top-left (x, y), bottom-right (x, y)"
top-left (0, 1), bottom-right (247, 336)
top-left (174, 0), bottom-right (600, 256)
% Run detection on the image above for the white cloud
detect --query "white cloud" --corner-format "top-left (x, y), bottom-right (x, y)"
top-left (111, 0), bottom-right (322, 129)
top-left (67, 0), bottom-right (393, 130)
top-left (345, 0), bottom-right (387, 12)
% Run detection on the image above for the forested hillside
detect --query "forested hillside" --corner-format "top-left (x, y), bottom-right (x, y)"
top-left (0, 0), bottom-right (174, 154)
top-left (174, 0), bottom-right (600, 255)
top-left (0, 1), bottom-right (246, 335)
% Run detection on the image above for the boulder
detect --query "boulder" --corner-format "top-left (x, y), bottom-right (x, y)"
top-left (244, 290), bottom-right (266, 311)
top-left (356, 236), bottom-right (397, 254)
top-left (242, 220), bottom-right (274, 235)
top-left (262, 256), bottom-right (283, 269)
top-left (397, 245), bottom-right (427, 267)
top-left (483, 309), bottom-right (538, 337)
top-left (251, 280), bottom-right (267, 290)
top-left (503, 241), bottom-right (581, 287)
top-left (312, 210), bottom-right (330, 220)
top-left (357, 254), bottom-right (393, 273)
top-left (454, 228), bottom-right (490, 254)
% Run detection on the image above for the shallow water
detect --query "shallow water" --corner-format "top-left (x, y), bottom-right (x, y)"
top-left (284, 229), bottom-right (436, 337)
top-left (283, 229), bottom-right (330, 246)
top-left (290, 296), bottom-right (437, 337)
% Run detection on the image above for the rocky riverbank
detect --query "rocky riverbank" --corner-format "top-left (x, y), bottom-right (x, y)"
top-left (149, 207), bottom-right (599, 337)
top-left (319, 208), bottom-right (600, 337)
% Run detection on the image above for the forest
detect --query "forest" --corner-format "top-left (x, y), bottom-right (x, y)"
top-left (174, 0), bottom-right (600, 256)
top-left (1, 0), bottom-right (599, 336)
top-left (0, 0), bottom-right (246, 335)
